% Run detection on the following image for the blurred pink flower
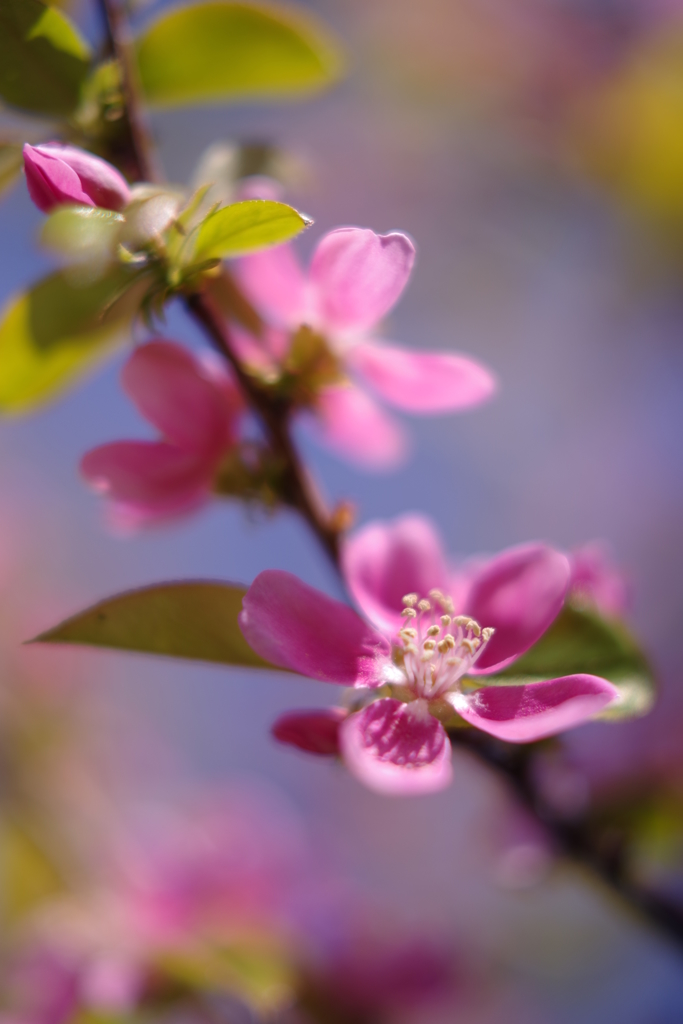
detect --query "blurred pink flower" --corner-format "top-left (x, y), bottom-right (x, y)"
top-left (241, 520), bottom-right (618, 796)
top-left (81, 340), bottom-right (243, 530)
top-left (569, 541), bottom-right (630, 618)
top-left (23, 143), bottom-right (131, 214)
top-left (238, 227), bottom-right (496, 469)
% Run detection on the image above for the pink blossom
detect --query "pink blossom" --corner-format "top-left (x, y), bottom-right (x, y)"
top-left (81, 340), bottom-right (242, 530)
top-left (241, 517), bottom-right (619, 796)
top-left (23, 143), bottom-right (131, 214)
top-left (569, 541), bottom-right (630, 617)
top-left (237, 227), bottom-right (496, 469)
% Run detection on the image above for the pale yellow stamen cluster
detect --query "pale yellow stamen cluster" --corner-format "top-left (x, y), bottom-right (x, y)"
top-left (394, 590), bottom-right (495, 701)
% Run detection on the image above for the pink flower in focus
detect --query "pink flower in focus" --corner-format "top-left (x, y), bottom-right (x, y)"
top-left (238, 227), bottom-right (497, 469)
top-left (23, 143), bottom-right (131, 213)
top-left (81, 340), bottom-right (243, 530)
top-left (242, 516), bottom-right (619, 796)
top-left (569, 541), bottom-right (630, 618)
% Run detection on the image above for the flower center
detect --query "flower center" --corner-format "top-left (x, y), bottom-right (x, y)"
top-left (395, 590), bottom-right (494, 701)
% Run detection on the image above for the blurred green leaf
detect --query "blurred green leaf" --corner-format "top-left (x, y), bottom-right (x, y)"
top-left (485, 605), bottom-right (655, 720)
top-left (2, 816), bottom-right (65, 923)
top-left (0, 266), bottom-right (145, 412)
top-left (192, 199), bottom-right (310, 262)
top-left (33, 581), bottom-right (288, 671)
top-left (0, 0), bottom-right (91, 116)
top-left (135, 0), bottom-right (344, 108)
top-left (0, 143), bottom-right (23, 197)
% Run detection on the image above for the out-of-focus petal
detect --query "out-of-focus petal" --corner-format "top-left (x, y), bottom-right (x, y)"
top-left (348, 341), bottom-right (497, 413)
top-left (271, 708), bottom-right (346, 755)
top-left (340, 699), bottom-right (452, 795)
top-left (466, 544), bottom-right (571, 673)
top-left (80, 441), bottom-right (211, 522)
top-left (239, 570), bottom-right (383, 685)
top-left (454, 675), bottom-right (618, 743)
top-left (342, 514), bottom-right (450, 635)
top-left (238, 244), bottom-right (308, 327)
top-left (570, 542), bottom-right (630, 618)
top-left (309, 228), bottom-right (415, 335)
top-left (306, 384), bottom-right (408, 471)
top-left (122, 341), bottom-right (237, 457)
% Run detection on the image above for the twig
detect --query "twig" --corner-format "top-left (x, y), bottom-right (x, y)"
top-left (97, 0), bottom-right (683, 955)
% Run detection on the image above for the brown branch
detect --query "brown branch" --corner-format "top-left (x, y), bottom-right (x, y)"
top-left (96, 0), bottom-right (683, 956)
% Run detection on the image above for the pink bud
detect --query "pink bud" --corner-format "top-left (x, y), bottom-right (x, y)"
top-left (23, 142), bottom-right (131, 213)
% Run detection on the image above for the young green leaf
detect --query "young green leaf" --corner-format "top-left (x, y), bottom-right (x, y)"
top-left (191, 199), bottom-right (310, 263)
top-left (480, 605), bottom-right (656, 721)
top-left (0, 0), bottom-right (91, 116)
top-left (0, 266), bottom-right (145, 413)
top-left (135, 0), bottom-right (344, 108)
top-left (32, 581), bottom-right (287, 672)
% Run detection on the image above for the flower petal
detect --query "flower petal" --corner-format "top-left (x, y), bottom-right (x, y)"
top-left (272, 708), bottom-right (346, 755)
top-left (305, 384), bottom-right (408, 470)
top-left (24, 143), bottom-right (130, 212)
top-left (342, 514), bottom-right (450, 635)
top-left (309, 228), bottom-right (415, 335)
top-left (340, 699), bottom-right (452, 795)
top-left (238, 244), bottom-right (309, 327)
top-left (454, 675), bottom-right (619, 743)
top-left (122, 341), bottom-right (238, 457)
top-left (569, 542), bottom-right (630, 618)
top-left (239, 570), bottom-right (383, 685)
top-left (466, 543), bottom-right (571, 673)
top-left (80, 441), bottom-right (211, 524)
top-left (348, 341), bottom-right (497, 413)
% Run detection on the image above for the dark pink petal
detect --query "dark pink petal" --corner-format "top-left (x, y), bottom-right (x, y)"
top-left (239, 571), bottom-right (383, 685)
top-left (348, 341), bottom-right (497, 413)
top-left (307, 384), bottom-right (408, 470)
top-left (342, 514), bottom-right (450, 635)
top-left (122, 341), bottom-right (238, 457)
top-left (465, 543), bottom-right (571, 673)
top-left (271, 708), bottom-right (346, 755)
top-left (80, 441), bottom-right (212, 523)
top-left (340, 699), bottom-right (453, 795)
top-left (455, 675), bottom-right (619, 743)
top-left (309, 228), bottom-right (415, 335)
top-left (23, 143), bottom-right (130, 212)
top-left (238, 244), bottom-right (308, 327)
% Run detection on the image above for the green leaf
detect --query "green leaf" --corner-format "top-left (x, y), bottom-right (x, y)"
top-left (0, 266), bottom-right (146, 413)
top-left (0, 0), bottom-right (91, 116)
top-left (485, 605), bottom-right (656, 721)
top-left (32, 581), bottom-right (288, 672)
top-left (191, 199), bottom-right (310, 262)
top-left (135, 0), bottom-right (344, 108)
top-left (0, 143), bottom-right (23, 198)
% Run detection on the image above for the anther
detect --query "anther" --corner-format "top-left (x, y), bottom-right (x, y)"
top-left (446, 656), bottom-right (462, 667)
top-left (461, 638), bottom-right (480, 655)
top-left (418, 599), bottom-right (431, 612)
top-left (426, 625), bottom-right (440, 637)
top-left (400, 627), bottom-right (417, 640)
top-left (437, 639), bottom-right (451, 654)
top-left (482, 627), bottom-right (495, 641)
top-left (468, 620), bottom-right (481, 638)
top-left (422, 639), bottom-right (436, 651)
top-left (441, 614), bottom-right (451, 627)
top-left (402, 593), bottom-right (418, 607)
top-left (453, 615), bottom-right (471, 628)
top-left (403, 643), bottom-right (418, 655)
top-left (402, 607), bottom-right (417, 619)
top-left (429, 589), bottom-right (445, 604)
top-left (442, 634), bottom-right (456, 648)
top-left (421, 651), bottom-right (435, 662)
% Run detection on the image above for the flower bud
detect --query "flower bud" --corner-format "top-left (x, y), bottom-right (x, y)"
top-left (23, 142), bottom-right (131, 214)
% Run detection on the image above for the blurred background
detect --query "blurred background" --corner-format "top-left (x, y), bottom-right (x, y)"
top-left (3, 0), bottom-right (683, 1019)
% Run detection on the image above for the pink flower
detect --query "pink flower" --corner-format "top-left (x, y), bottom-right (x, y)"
top-left (237, 227), bottom-right (496, 469)
top-left (81, 340), bottom-right (242, 530)
top-left (23, 143), bottom-right (131, 214)
top-left (242, 516), bottom-right (619, 796)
